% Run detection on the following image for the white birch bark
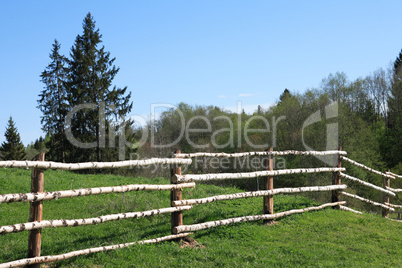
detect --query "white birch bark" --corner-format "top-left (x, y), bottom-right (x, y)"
top-left (173, 185), bottom-right (347, 206)
top-left (386, 171), bottom-right (402, 179)
top-left (339, 172), bottom-right (395, 196)
top-left (384, 202), bottom-right (402, 209)
top-left (174, 201), bottom-right (346, 233)
top-left (174, 167), bottom-right (345, 183)
top-left (340, 157), bottom-right (395, 179)
top-left (0, 182), bottom-right (195, 204)
top-left (0, 158), bottom-right (191, 170)
top-left (387, 218), bottom-right (402, 222)
top-left (0, 233), bottom-right (191, 268)
top-left (174, 150), bottom-right (347, 158)
top-left (340, 191), bottom-right (395, 211)
top-left (339, 206), bottom-right (363, 214)
top-left (0, 206), bottom-right (192, 234)
top-left (385, 186), bottom-right (402, 193)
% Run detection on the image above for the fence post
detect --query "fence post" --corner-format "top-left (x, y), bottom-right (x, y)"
top-left (263, 147), bottom-right (274, 224)
top-left (331, 147), bottom-right (342, 209)
top-left (170, 149), bottom-right (183, 235)
top-left (27, 152), bottom-right (45, 268)
top-left (382, 169), bottom-right (390, 218)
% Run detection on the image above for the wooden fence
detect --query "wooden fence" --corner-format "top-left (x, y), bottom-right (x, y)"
top-left (0, 149), bottom-right (400, 267)
top-left (338, 155), bottom-right (402, 218)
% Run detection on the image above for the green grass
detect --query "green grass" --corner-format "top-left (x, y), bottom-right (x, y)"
top-left (0, 169), bottom-right (401, 267)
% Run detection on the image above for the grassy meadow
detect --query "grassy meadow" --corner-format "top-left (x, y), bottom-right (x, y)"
top-left (0, 168), bottom-right (401, 267)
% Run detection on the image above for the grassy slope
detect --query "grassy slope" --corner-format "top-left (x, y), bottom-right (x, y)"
top-left (0, 169), bottom-right (401, 267)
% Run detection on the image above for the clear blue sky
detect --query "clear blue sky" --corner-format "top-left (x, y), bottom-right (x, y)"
top-left (1, 1), bottom-right (402, 145)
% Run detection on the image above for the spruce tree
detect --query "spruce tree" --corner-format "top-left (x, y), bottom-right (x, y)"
top-left (0, 117), bottom-right (26, 160)
top-left (67, 13), bottom-right (132, 162)
top-left (38, 40), bottom-right (69, 162)
top-left (394, 49), bottom-right (402, 76)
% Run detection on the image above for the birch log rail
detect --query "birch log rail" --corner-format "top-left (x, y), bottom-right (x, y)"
top-left (172, 185), bottom-right (347, 206)
top-left (0, 206), bottom-right (192, 234)
top-left (384, 202), bottom-right (402, 209)
top-left (340, 157), bottom-right (395, 179)
top-left (173, 167), bottom-right (346, 183)
top-left (340, 191), bottom-right (395, 211)
top-left (339, 206), bottom-right (363, 214)
top-left (386, 171), bottom-right (402, 179)
top-left (0, 158), bottom-right (192, 170)
top-left (173, 202), bottom-right (346, 234)
top-left (0, 233), bottom-right (192, 268)
top-left (174, 150), bottom-right (347, 158)
top-left (385, 186), bottom-right (402, 193)
top-left (0, 183), bottom-right (196, 204)
top-left (339, 172), bottom-right (395, 196)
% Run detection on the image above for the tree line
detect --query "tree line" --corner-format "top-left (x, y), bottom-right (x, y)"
top-left (138, 68), bottom-right (401, 171)
top-left (132, 64), bottom-right (402, 207)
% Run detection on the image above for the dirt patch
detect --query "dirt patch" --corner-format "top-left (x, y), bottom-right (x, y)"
top-left (265, 220), bottom-right (279, 226)
top-left (179, 236), bottom-right (205, 248)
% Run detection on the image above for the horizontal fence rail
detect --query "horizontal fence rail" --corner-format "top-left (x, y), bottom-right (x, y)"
top-left (386, 171), bottom-right (402, 179)
top-left (174, 150), bottom-right (347, 158)
top-left (340, 157), bottom-right (395, 179)
top-left (385, 186), bottom-right (402, 193)
top-left (172, 185), bottom-right (347, 206)
top-left (339, 173), bottom-right (395, 196)
top-left (173, 202), bottom-right (346, 234)
top-left (0, 233), bottom-right (192, 268)
top-left (173, 167), bottom-right (345, 183)
top-left (0, 183), bottom-right (196, 204)
top-left (0, 206), bottom-right (192, 234)
top-left (385, 202), bottom-right (402, 209)
top-left (338, 155), bottom-right (401, 219)
top-left (0, 158), bottom-right (192, 170)
top-left (339, 205), bottom-right (363, 214)
top-left (340, 192), bottom-right (395, 211)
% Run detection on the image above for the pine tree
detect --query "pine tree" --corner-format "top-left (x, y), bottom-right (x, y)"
top-left (279, 89), bottom-right (291, 103)
top-left (66, 13), bottom-right (132, 162)
top-left (0, 117), bottom-right (26, 160)
top-left (38, 40), bottom-right (69, 162)
top-left (394, 49), bottom-right (402, 76)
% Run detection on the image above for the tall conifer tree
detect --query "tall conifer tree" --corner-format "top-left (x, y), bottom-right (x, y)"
top-left (0, 117), bottom-right (26, 160)
top-left (394, 49), bottom-right (402, 75)
top-left (38, 40), bottom-right (69, 162)
top-left (67, 13), bottom-right (132, 162)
